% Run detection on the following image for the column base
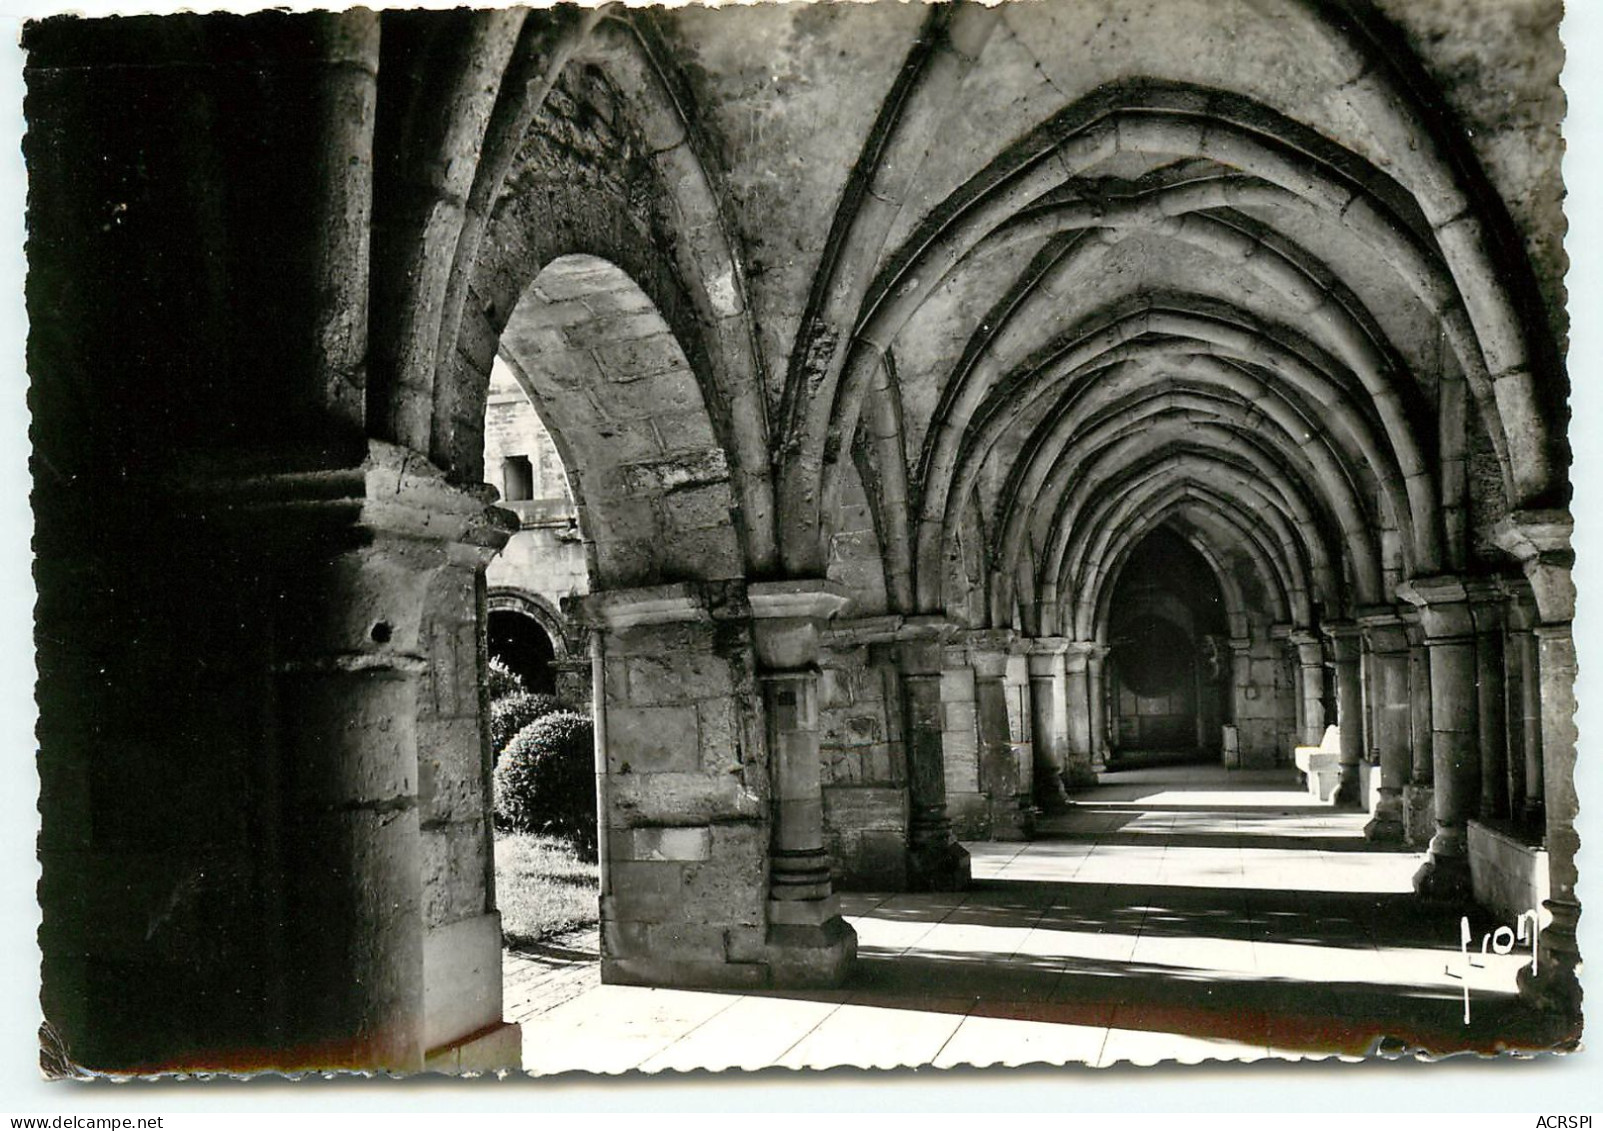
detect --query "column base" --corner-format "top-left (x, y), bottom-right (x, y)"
top-left (1363, 812), bottom-right (1406, 843)
top-left (1364, 790), bottom-right (1406, 842)
top-left (908, 836), bottom-right (972, 892)
top-left (1035, 773), bottom-right (1071, 814)
top-left (991, 799), bottom-right (1034, 841)
top-left (1402, 784), bottom-right (1435, 847)
top-left (1062, 760), bottom-right (1099, 790)
top-left (423, 1020), bottom-right (522, 1075)
top-left (1412, 851), bottom-right (1473, 903)
top-left (766, 915), bottom-right (858, 989)
top-left (1331, 768), bottom-right (1364, 809)
top-left (1517, 900), bottom-right (1583, 1040)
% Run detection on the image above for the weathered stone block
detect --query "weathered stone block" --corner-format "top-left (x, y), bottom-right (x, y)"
top-left (947, 791), bottom-right (992, 840)
top-left (823, 785), bottom-right (907, 831)
top-left (421, 822), bottom-right (487, 928)
top-left (624, 651), bottom-right (732, 706)
top-left (943, 731), bottom-right (981, 793)
top-left (1468, 819), bottom-right (1551, 925)
top-left (422, 912), bottom-right (503, 1052)
top-left (625, 825), bottom-right (711, 862)
top-left (417, 716), bottom-right (485, 823)
top-left (609, 771), bottom-right (765, 825)
top-left (838, 829), bottom-right (910, 891)
top-left (608, 860), bottom-right (685, 923)
top-left (681, 855), bottom-right (766, 926)
top-left (605, 705), bottom-right (700, 773)
top-left (696, 698), bottom-right (743, 768)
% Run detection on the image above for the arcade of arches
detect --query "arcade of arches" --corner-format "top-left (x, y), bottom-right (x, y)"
top-left (26, 0), bottom-right (1580, 1074)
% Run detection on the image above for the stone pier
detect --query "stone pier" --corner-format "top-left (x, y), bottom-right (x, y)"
top-left (1398, 577), bottom-right (1478, 903)
top-left (1358, 610), bottom-right (1409, 843)
top-left (898, 618), bottom-right (972, 891)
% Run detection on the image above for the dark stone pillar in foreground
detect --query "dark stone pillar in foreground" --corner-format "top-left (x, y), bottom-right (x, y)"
top-left (898, 618), bottom-right (971, 891)
top-left (247, 442), bottom-right (514, 1072)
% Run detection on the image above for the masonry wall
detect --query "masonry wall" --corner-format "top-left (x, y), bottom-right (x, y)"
top-left (940, 650), bottom-right (987, 838)
top-left (416, 566), bottom-right (510, 1066)
top-left (483, 363), bottom-right (590, 615)
top-left (1232, 635), bottom-right (1298, 768)
top-left (597, 603), bottom-right (775, 985)
top-left (818, 640), bottom-right (908, 888)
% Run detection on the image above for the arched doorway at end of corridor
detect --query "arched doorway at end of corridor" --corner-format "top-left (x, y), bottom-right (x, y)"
top-left (1106, 528), bottom-right (1230, 766)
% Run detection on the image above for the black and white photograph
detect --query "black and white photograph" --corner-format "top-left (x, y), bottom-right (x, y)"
top-left (11, 0), bottom-right (1598, 1104)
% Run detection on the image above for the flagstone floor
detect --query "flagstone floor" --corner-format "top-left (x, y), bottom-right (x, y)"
top-left (503, 761), bottom-right (1556, 1076)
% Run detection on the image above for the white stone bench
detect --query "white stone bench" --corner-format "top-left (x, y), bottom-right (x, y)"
top-left (1293, 725), bottom-right (1343, 802)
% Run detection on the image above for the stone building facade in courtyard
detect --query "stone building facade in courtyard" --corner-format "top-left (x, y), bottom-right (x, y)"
top-left (26, 0), bottom-right (1579, 1074)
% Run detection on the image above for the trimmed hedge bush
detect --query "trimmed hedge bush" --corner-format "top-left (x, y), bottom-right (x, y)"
top-left (487, 657), bottom-right (526, 701)
top-left (490, 691), bottom-right (564, 760)
top-left (493, 710), bottom-right (597, 860)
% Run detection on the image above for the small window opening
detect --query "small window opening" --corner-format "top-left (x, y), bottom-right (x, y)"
top-left (502, 455), bottom-right (534, 501)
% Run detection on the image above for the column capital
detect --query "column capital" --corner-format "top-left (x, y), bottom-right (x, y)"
top-left (1061, 639), bottom-right (1098, 671)
top-left (897, 614), bottom-right (960, 644)
top-left (1492, 509), bottom-right (1574, 623)
top-left (1321, 620), bottom-right (1362, 663)
top-left (1463, 577), bottom-right (1509, 633)
top-left (896, 617), bottom-right (958, 676)
top-left (963, 628), bottom-right (1015, 680)
top-left (1026, 635), bottom-right (1070, 656)
top-left (1356, 607), bottom-right (1409, 654)
top-left (1499, 576), bottom-right (1540, 631)
top-left (748, 579), bottom-right (853, 622)
top-left (1286, 628), bottom-right (1324, 667)
top-left (1395, 575), bottom-right (1474, 641)
top-left (181, 438), bottom-right (517, 568)
top-left (580, 582), bottom-right (711, 631)
top-left (824, 614), bottom-right (904, 649)
top-left (748, 579), bottom-right (852, 670)
top-left (1025, 636), bottom-right (1069, 678)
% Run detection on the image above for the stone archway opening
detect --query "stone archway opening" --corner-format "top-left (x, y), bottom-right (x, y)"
top-left (1104, 527), bottom-right (1230, 767)
top-left (488, 608), bottom-right (558, 695)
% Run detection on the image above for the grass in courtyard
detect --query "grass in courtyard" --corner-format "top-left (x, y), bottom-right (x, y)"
top-left (494, 831), bottom-right (600, 949)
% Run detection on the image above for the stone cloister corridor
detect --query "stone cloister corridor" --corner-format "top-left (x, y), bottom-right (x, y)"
top-left (25, 0), bottom-right (1582, 1078)
top-left (505, 764), bottom-right (1548, 1072)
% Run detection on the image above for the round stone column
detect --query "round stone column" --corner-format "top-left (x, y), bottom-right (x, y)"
top-left (1287, 630), bottom-right (1327, 746)
top-left (1321, 621), bottom-right (1365, 809)
top-left (1087, 644), bottom-right (1111, 773)
top-left (898, 617), bottom-right (972, 891)
top-left (1398, 577), bottom-right (1478, 903)
top-left (1026, 637), bottom-right (1071, 812)
top-left (749, 580), bottom-right (858, 986)
top-left (1061, 641), bottom-right (1099, 788)
top-left (1401, 608), bottom-right (1436, 847)
top-left (968, 630), bottom-right (1031, 841)
top-left (1358, 610), bottom-right (1409, 842)
top-left (1466, 582), bottom-right (1510, 820)
top-left (1502, 580), bottom-right (1544, 830)
top-left (260, 441), bottom-right (514, 1072)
